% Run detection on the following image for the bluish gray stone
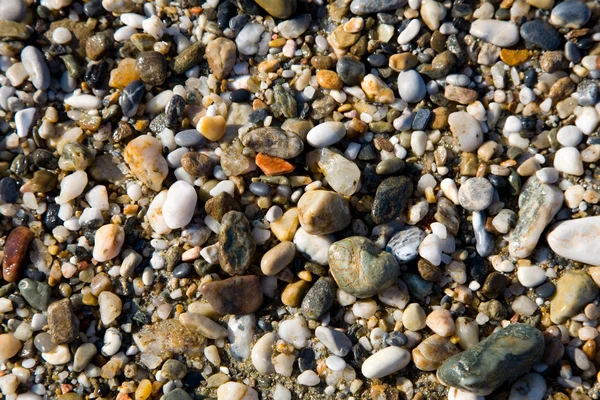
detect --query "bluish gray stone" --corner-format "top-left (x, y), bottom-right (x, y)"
top-left (350, 0), bottom-right (407, 15)
top-left (175, 129), bottom-right (208, 148)
top-left (520, 20), bottom-right (561, 51)
top-left (437, 323), bottom-right (544, 396)
top-left (473, 211), bottom-right (494, 257)
top-left (18, 278), bottom-right (51, 310)
top-left (119, 80), bottom-right (145, 118)
top-left (315, 326), bottom-right (352, 357)
top-left (551, 0), bottom-right (591, 29)
top-left (386, 227), bottom-right (425, 263)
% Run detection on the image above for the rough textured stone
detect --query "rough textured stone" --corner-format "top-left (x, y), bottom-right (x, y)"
top-left (200, 275), bottom-right (263, 315)
top-left (372, 176), bottom-right (414, 224)
top-left (48, 299), bottom-right (79, 344)
top-left (218, 211), bottom-right (256, 276)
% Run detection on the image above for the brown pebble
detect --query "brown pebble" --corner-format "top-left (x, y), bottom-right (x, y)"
top-left (499, 49), bottom-right (532, 67)
top-left (281, 279), bottom-right (311, 307)
top-left (48, 298), bottom-right (79, 344)
top-left (204, 192), bottom-right (240, 221)
top-left (540, 51), bottom-right (568, 73)
top-left (430, 107), bottom-right (449, 129)
top-left (2, 226), bottom-right (34, 283)
top-left (444, 85), bottom-right (478, 104)
top-left (310, 56), bottom-right (335, 70)
top-left (389, 53), bottom-right (418, 72)
top-left (549, 77), bottom-right (576, 100)
top-left (200, 275), bottom-right (263, 315)
top-left (417, 259), bottom-right (442, 281)
top-left (181, 152), bottom-right (212, 177)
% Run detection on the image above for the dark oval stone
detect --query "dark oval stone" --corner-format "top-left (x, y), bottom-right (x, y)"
top-left (367, 53), bottom-right (387, 67)
top-left (468, 255), bottom-right (488, 283)
top-left (165, 94), bottom-right (185, 127)
top-left (217, 0), bottom-right (236, 29)
top-left (84, 61), bottom-right (108, 89)
top-left (371, 176), bottom-right (414, 224)
top-left (229, 14), bottom-right (250, 32)
top-left (173, 263), bottom-right (192, 279)
top-left (182, 371), bottom-right (204, 389)
top-left (412, 108), bottom-right (432, 130)
top-left (32, 149), bottom-right (58, 170)
top-left (181, 152), bottom-right (212, 177)
top-left (248, 182), bottom-right (272, 197)
top-left (336, 56), bottom-right (366, 86)
top-left (44, 204), bottom-right (61, 231)
top-left (230, 89), bottom-right (251, 103)
top-left (301, 277), bottom-right (336, 320)
top-left (481, 272), bottom-right (508, 299)
top-left (119, 80), bottom-right (145, 118)
top-left (83, 0), bottom-right (103, 17)
top-left (200, 275), bottom-right (263, 315)
top-left (136, 51), bottom-right (168, 86)
top-left (0, 177), bottom-right (19, 203)
top-left (174, 129), bottom-right (208, 148)
top-left (535, 282), bottom-right (556, 299)
top-left (298, 348), bottom-right (316, 372)
top-left (437, 323), bottom-right (545, 396)
top-left (520, 20), bottom-right (562, 51)
top-left (218, 211), bottom-right (256, 275)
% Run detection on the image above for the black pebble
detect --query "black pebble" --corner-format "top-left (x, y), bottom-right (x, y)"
top-left (469, 255), bottom-right (489, 284)
top-left (173, 263), bottom-right (191, 279)
top-left (44, 204), bottom-right (61, 231)
top-left (367, 53), bottom-right (387, 67)
top-left (83, 0), bottom-right (103, 17)
top-left (535, 282), bottom-right (556, 299)
top-left (230, 89), bottom-right (251, 103)
top-left (217, 1), bottom-right (236, 29)
top-left (248, 108), bottom-right (269, 124)
top-left (523, 68), bottom-right (537, 88)
top-left (298, 348), bottom-right (316, 372)
top-left (412, 108), bottom-right (432, 130)
top-left (182, 371), bottom-right (204, 389)
top-left (0, 177), bottom-right (19, 203)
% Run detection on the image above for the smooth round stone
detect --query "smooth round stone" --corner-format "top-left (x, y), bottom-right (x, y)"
top-left (93, 224), bottom-right (125, 262)
top-left (52, 27), bottom-right (72, 44)
top-left (230, 89), bottom-right (251, 103)
top-left (307, 121), bottom-right (346, 148)
top-left (173, 263), bottom-right (191, 278)
top-left (42, 344), bottom-right (71, 365)
top-left (386, 227), bottom-right (426, 264)
top-left (124, 135), bottom-right (168, 191)
top-left (252, 332), bottom-right (277, 374)
top-left (437, 323), bottom-right (545, 396)
top-left (516, 265), bottom-right (546, 287)
top-left (556, 125), bottom-right (582, 147)
top-left (553, 146), bottom-right (584, 176)
top-left (297, 190), bottom-right (351, 235)
top-left (21, 46), bottom-right (51, 90)
top-left (469, 20), bottom-right (519, 47)
top-left (297, 370), bottom-right (320, 386)
top-left (201, 276), bottom-right (262, 315)
top-left (162, 181), bottom-right (197, 229)
top-left (278, 315), bottom-right (311, 349)
top-left (260, 241), bottom-right (295, 276)
top-left (350, 0), bottom-right (405, 14)
top-left (241, 127), bottom-right (304, 159)
top-left (0, 333), bottom-right (21, 361)
top-left (412, 334), bottom-right (460, 371)
top-left (329, 236), bottom-right (399, 298)
top-left (175, 129), bottom-right (207, 148)
top-left (426, 309), bottom-right (455, 337)
top-left (73, 343), bottom-right (97, 372)
top-left (458, 178), bottom-right (493, 211)
top-left (397, 19), bottom-right (421, 45)
top-left (548, 216), bottom-right (600, 266)
top-left (397, 70), bottom-right (426, 103)
top-left (136, 51), bottom-right (167, 86)
top-left (336, 56), bottom-right (366, 86)
top-left (361, 346), bottom-right (411, 379)
top-left (550, 0), bottom-right (590, 28)
top-left (449, 111), bottom-right (483, 152)
top-left (520, 20), bottom-right (562, 50)
top-left (277, 14), bottom-right (311, 38)
top-left (0, 0), bottom-right (26, 21)
top-left (372, 176), bottom-right (414, 224)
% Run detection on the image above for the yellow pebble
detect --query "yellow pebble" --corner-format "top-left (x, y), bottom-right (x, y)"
top-left (197, 115), bottom-right (226, 141)
top-left (135, 379), bottom-right (152, 400)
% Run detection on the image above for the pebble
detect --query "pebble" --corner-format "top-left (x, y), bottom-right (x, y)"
top-left (98, 291), bottom-right (122, 325)
top-left (2, 226), bottom-right (34, 282)
top-left (329, 236), bottom-right (399, 298)
top-left (297, 370), bottom-right (320, 386)
top-left (298, 190), bottom-right (351, 235)
top-left (426, 309), bottom-right (455, 337)
top-left (228, 314), bottom-right (255, 361)
top-left (548, 216), bottom-right (600, 265)
top-left (0, 334), bottom-right (21, 361)
top-left (397, 70), bottom-right (426, 103)
top-left (307, 121), bottom-right (346, 148)
top-left (301, 276), bottom-right (336, 320)
top-left (350, 0), bottom-right (406, 15)
top-left (315, 326), bottom-right (352, 357)
top-left (509, 373), bottom-right (547, 400)
top-left (205, 38), bottom-right (237, 80)
top-left (0, 177), bottom-right (18, 203)
top-left (336, 56), bottom-right (366, 86)
top-left (517, 265), bottom-right (546, 287)
top-left (179, 312), bottom-right (228, 339)
top-left (18, 279), bottom-right (50, 310)
top-left (448, 111), bottom-right (484, 152)
top-left (553, 147), bottom-right (584, 176)
top-left (216, 382), bottom-right (258, 400)
top-left (0, 0), bottom-right (26, 21)
top-left (293, 228), bottom-right (333, 266)
top-left (550, 0), bottom-right (590, 28)
top-left (162, 181), bottom-right (197, 229)
top-left (260, 241), bottom-right (295, 276)
top-left (469, 20), bottom-right (519, 47)
top-left (520, 20), bottom-right (562, 51)
top-left (386, 227), bottom-right (426, 263)
top-left (437, 323), bottom-right (544, 396)
top-left (124, 135), bottom-right (168, 191)
top-left (361, 347), bottom-right (411, 379)
top-left (252, 332), bottom-right (276, 373)
top-left (93, 224), bottom-right (125, 262)
top-left (402, 303), bottom-right (427, 331)
top-left (136, 51), bottom-right (167, 86)
top-left (242, 127), bottom-right (304, 159)
top-left (119, 80), bottom-right (145, 117)
top-left (550, 270), bottom-right (598, 324)
top-left (307, 148), bottom-right (361, 196)
top-left (458, 178), bottom-right (493, 211)
top-left (200, 276), bottom-right (262, 315)
top-left (236, 23), bottom-right (265, 56)
top-left (412, 335), bottom-right (460, 371)
top-left (372, 176), bottom-right (414, 224)
top-left (218, 211), bottom-right (256, 276)
top-left (278, 315), bottom-right (311, 349)
top-left (73, 343), bottom-right (97, 372)
top-left (20, 46), bottom-right (50, 90)
top-left (509, 177), bottom-right (563, 258)
top-left (47, 299), bottom-right (79, 344)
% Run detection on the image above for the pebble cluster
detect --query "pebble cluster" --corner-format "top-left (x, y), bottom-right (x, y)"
top-left (1, 0), bottom-right (600, 398)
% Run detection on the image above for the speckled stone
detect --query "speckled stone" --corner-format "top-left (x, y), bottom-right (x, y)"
top-left (218, 211), bottom-right (256, 276)
top-left (301, 277), bottom-right (336, 320)
top-left (550, 271), bottom-right (598, 324)
top-left (437, 323), bottom-right (544, 396)
top-left (371, 176), bottom-right (414, 224)
top-left (329, 236), bottom-right (399, 298)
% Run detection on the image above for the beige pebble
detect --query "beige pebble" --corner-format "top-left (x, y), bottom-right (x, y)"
top-left (179, 312), bottom-right (228, 339)
top-left (261, 241), bottom-right (296, 276)
top-left (425, 308), bottom-right (455, 337)
top-left (197, 115), bottom-right (226, 141)
top-left (93, 224), bottom-right (125, 262)
top-left (0, 334), bottom-right (21, 361)
top-left (402, 303), bottom-right (426, 331)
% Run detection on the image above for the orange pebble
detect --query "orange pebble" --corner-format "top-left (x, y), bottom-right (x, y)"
top-left (256, 153), bottom-right (295, 176)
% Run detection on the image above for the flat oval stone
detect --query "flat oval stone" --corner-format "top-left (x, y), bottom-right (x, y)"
top-left (2, 226), bottom-right (34, 282)
top-left (307, 121), bottom-right (346, 148)
top-left (361, 346), bottom-right (411, 379)
top-left (301, 277), bottom-right (336, 320)
top-left (469, 20), bottom-right (520, 47)
top-left (297, 190), bottom-right (351, 235)
top-left (314, 326), bottom-right (352, 357)
top-left (372, 176), bottom-right (414, 224)
top-left (306, 148), bottom-right (361, 196)
top-left (437, 323), bottom-right (544, 396)
top-left (260, 241), bottom-right (295, 276)
top-left (550, 270), bottom-right (598, 324)
top-left (449, 111), bottom-right (483, 152)
top-left (386, 227), bottom-right (426, 263)
top-left (19, 278), bottom-right (51, 310)
top-left (218, 211), bottom-right (256, 276)
top-left (119, 80), bottom-right (145, 117)
top-left (458, 178), bottom-right (494, 211)
top-left (509, 177), bottom-right (563, 258)
top-left (329, 236), bottom-right (400, 298)
top-left (48, 299), bottom-right (79, 345)
top-left (179, 312), bottom-right (228, 339)
top-left (350, 0), bottom-right (406, 15)
top-left (520, 20), bottom-right (562, 50)
top-left (550, 0), bottom-right (591, 28)
top-left (241, 127), bottom-right (304, 159)
top-left (200, 275), bottom-right (263, 315)
top-left (547, 216), bottom-right (600, 265)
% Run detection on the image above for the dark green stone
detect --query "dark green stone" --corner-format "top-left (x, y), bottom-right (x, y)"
top-left (218, 211), bottom-right (256, 276)
top-left (301, 277), bottom-right (336, 320)
top-left (371, 176), bottom-right (413, 224)
top-left (437, 323), bottom-right (544, 396)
